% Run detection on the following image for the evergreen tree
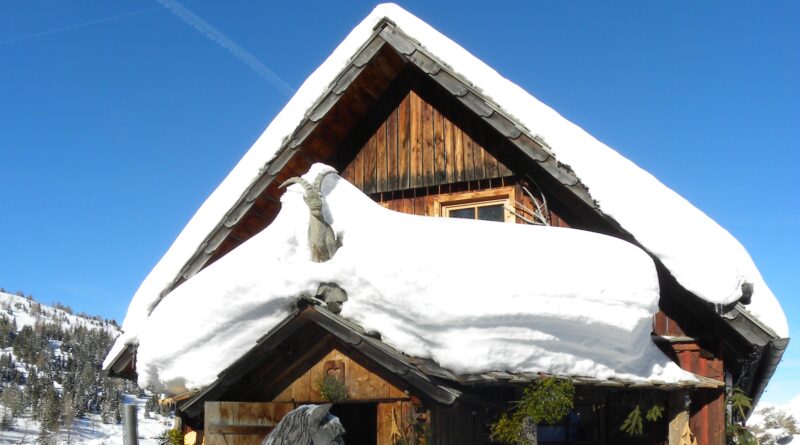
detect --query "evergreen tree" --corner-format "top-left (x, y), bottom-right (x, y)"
top-left (0, 406), bottom-right (13, 431)
top-left (1, 384), bottom-right (23, 419)
top-left (61, 391), bottom-right (77, 444)
top-left (36, 428), bottom-right (56, 445)
top-left (38, 383), bottom-right (60, 433)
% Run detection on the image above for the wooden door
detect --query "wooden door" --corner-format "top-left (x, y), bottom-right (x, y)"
top-left (204, 401), bottom-right (294, 445)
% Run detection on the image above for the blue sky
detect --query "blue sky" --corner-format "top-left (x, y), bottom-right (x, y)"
top-left (1, 1), bottom-right (797, 403)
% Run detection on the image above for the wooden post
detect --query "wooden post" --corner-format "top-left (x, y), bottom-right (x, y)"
top-left (522, 417), bottom-right (538, 445)
top-left (668, 391), bottom-right (691, 445)
top-left (122, 403), bottom-right (138, 445)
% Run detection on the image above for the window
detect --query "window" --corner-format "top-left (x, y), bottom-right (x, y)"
top-left (434, 187), bottom-right (515, 223)
top-left (538, 406), bottom-right (601, 445)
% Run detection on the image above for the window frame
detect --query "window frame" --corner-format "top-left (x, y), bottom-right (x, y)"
top-left (434, 187), bottom-right (516, 223)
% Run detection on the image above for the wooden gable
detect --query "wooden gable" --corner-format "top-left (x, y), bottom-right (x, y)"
top-left (191, 307), bottom-right (437, 445)
top-left (272, 347), bottom-right (408, 404)
top-left (333, 82), bottom-right (571, 226)
top-left (342, 89), bottom-right (513, 194)
top-left (203, 347), bottom-right (416, 445)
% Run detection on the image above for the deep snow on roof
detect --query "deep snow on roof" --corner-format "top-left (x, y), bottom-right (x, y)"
top-left (132, 165), bottom-right (693, 393)
top-left (105, 2), bottom-right (787, 375)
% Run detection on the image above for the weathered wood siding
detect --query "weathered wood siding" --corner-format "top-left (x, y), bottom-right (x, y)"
top-left (371, 177), bottom-right (570, 227)
top-left (429, 402), bottom-right (494, 445)
top-left (342, 90), bottom-right (513, 194)
top-left (203, 347), bottom-right (419, 445)
top-left (273, 348), bottom-right (408, 403)
top-left (377, 401), bottom-right (421, 445)
top-left (653, 311), bottom-right (725, 445)
top-left (204, 401), bottom-right (293, 445)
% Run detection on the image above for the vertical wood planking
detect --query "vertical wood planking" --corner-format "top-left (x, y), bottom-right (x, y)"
top-left (444, 113), bottom-right (455, 183)
top-left (482, 127), bottom-right (499, 178)
top-left (397, 95), bottom-right (410, 189)
top-left (341, 157), bottom-right (354, 184)
top-left (421, 98), bottom-right (435, 187)
top-left (204, 402), bottom-right (221, 445)
top-left (434, 108), bottom-right (446, 183)
top-left (463, 130), bottom-right (476, 181)
top-left (424, 194), bottom-right (436, 216)
top-left (341, 90), bottom-right (516, 195)
top-left (353, 145), bottom-right (364, 190)
top-left (292, 365), bottom-right (312, 401)
top-left (386, 109), bottom-right (398, 191)
top-left (377, 403), bottom-right (392, 445)
top-left (454, 125), bottom-right (464, 182)
top-left (376, 121), bottom-right (388, 192)
top-left (363, 136), bottom-right (377, 194)
top-left (272, 348), bottom-right (409, 405)
top-left (409, 92), bottom-right (423, 188)
top-left (474, 124), bottom-right (487, 180)
top-left (204, 402), bottom-right (295, 445)
top-left (309, 357), bottom-right (325, 401)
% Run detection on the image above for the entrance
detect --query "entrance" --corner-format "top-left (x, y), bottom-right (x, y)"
top-left (330, 402), bottom-right (377, 445)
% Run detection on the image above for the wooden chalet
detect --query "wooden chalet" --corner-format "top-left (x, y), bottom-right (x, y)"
top-left (105, 5), bottom-right (788, 445)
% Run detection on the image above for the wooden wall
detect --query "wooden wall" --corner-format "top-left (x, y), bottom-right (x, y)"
top-left (201, 347), bottom-right (425, 445)
top-left (342, 90), bottom-right (512, 194)
top-left (653, 311), bottom-right (725, 445)
top-left (369, 177), bottom-right (569, 227)
top-left (429, 402), bottom-right (494, 445)
top-left (204, 401), bottom-right (294, 445)
top-left (273, 348), bottom-right (408, 403)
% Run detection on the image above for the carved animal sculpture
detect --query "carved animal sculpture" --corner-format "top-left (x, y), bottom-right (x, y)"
top-left (281, 171), bottom-right (341, 263)
top-left (261, 404), bottom-right (345, 445)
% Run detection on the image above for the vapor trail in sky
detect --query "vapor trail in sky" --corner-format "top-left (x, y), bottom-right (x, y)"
top-left (155, 0), bottom-right (295, 97)
top-left (0, 6), bottom-right (163, 47)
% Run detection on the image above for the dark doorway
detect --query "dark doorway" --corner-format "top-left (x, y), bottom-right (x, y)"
top-left (330, 402), bottom-right (377, 445)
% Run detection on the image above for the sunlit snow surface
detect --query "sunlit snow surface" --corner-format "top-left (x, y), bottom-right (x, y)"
top-left (130, 166), bottom-right (693, 393)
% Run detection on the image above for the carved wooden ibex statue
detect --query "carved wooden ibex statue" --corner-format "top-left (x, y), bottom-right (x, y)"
top-left (280, 170), bottom-right (341, 263)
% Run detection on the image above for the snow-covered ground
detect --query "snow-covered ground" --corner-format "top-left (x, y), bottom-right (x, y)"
top-left (0, 394), bottom-right (171, 444)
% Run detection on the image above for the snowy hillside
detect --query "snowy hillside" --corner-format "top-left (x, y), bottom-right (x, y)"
top-left (748, 396), bottom-right (800, 444)
top-left (0, 291), bottom-right (118, 335)
top-left (0, 290), bottom-right (171, 444)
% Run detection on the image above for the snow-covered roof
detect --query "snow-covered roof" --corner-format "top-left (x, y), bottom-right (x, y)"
top-left (133, 165), bottom-right (695, 393)
top-left (105, 3), bottom-right (787, 380)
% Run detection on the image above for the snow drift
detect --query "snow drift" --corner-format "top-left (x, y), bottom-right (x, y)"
top-left (132, 165), bottom-right (691, 394)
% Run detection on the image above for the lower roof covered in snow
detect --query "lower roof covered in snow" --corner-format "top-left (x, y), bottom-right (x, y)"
top-left (120, 166), bottom-right (696, 394)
